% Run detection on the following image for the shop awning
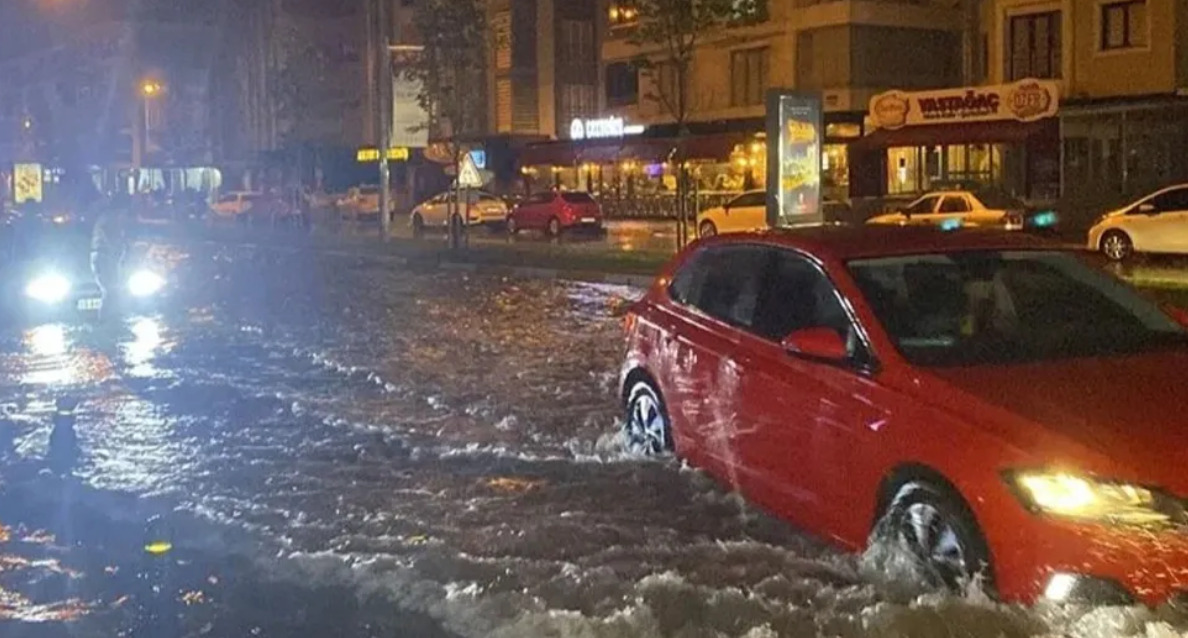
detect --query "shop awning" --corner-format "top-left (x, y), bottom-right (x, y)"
top-left (855, 119), bottom-right (1058, 149)
top-left (520, 138), bottom-right (676, 166)
top-left (517, 132), bottom-right (756, 167)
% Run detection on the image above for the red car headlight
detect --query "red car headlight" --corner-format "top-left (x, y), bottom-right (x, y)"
top-left (1006, 471), bottom-right (1181, 527)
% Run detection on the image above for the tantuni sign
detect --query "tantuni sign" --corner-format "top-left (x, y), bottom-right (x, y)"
top-left (869, 79), bottom-right (1059, 130)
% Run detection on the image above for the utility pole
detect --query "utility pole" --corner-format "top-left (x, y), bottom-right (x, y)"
top-left (375, 0), bottom-right (392, 238)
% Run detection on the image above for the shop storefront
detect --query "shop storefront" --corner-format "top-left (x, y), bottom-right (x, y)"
top-left (853, 79), bottom-right (1061, 204)
top-left (1060, 96), bottom-right (1188, 222)
top-left (516, 114), bottom-right (863, 217)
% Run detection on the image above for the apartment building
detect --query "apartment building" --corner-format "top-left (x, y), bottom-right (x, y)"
top-left (487, 0), bottom-right (600, 139)
top-left (514, 0), bottom-right (966, 206)
top-left (983, 0), bottom-right (1188, 219)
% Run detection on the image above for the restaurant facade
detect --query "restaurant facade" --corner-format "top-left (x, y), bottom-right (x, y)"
top-left (513, 111), bottom-right (864, 217)
top-left (850, 78), bottom-right (1061, 205)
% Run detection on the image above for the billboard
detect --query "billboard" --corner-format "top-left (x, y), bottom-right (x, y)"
top-left (392, 72), bottom-right (430, 148)
top-left (766, 91), bottom-right (823, 227)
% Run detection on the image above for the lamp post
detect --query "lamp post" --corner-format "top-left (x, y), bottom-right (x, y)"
top-left (373, 0), bottom-right (391, 238)
top-left (133, 79), bottom-right (162, 199)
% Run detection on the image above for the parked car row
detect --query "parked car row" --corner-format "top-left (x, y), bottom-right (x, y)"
top-left (407, 189), bottom-right (605, 237)
top-left (697, 183), bottom-right (1188, 264)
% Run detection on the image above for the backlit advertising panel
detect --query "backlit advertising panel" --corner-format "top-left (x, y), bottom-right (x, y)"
top-left (766, 91), bottom-right (823, 228)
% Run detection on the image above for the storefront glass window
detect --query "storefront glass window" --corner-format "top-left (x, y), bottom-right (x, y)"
top-left (822, 144), bottom-right (849, 201)
top-left (886, 144), bottom-right (1010, 196)
top-left (887, 147), bottom-right (919, 194)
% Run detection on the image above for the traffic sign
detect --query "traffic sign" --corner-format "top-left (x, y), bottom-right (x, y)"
top-left (457, 152), bottom-right (483, 188)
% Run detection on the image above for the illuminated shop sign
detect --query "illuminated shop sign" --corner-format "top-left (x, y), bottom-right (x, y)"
top-left (869, 78), bottom-right (1060, 130)
top-left (568, 117), bottom-right (646, 140)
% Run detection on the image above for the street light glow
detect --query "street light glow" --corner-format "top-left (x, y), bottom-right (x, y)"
top-left (140, 81), bottom-right (163, 97)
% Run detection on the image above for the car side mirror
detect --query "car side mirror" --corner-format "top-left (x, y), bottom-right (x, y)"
top-left (781, 327), bottom-right (848, 361)
top-left (1162, 304), bottom-right (1188, 329)
top-left (1138, 203), bottom-right (1158, 215)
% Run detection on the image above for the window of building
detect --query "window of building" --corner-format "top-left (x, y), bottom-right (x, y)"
top-left (559, 84), bottom-right (596, 133)
top-left (653, 62), bottom-right (685, 114)
top-left (1101, 1), bottom-right (1147, 50)
top-left (495, 78), bottom-right (512, 133)
top-left (887, 144), bottom-right (1009, 196)
top-left (730, 47), bottom-right (768, 107)
top-left (729, 0), bottom-right (768, 25)
top-left (493, 11), bottom-right (512, 70)
top-left (560, 19), bottom-right (594, 63)
top-left (605, 62), bottom-right (638, 106)
top-left (1008, 11), bottom-right (1061, 80)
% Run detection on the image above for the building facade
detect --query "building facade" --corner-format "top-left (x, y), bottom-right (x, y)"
top-left (487, 0), bottom-right (600, 140)
top-left (513, 0), bottom-right (968, 217)
top-left (983, 0), bottom-right (1188, 224)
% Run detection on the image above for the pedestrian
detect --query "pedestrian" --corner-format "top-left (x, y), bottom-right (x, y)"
top-left (90, 195), bottom-right (130, 322)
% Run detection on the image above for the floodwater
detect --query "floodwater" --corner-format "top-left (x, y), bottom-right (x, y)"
top-left (1, 239), bottom-right (1187, 637)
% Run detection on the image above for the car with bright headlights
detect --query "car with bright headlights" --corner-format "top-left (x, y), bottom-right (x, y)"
top-left (1, 227), bottom-right (166, 322)
top-left (620, 225), bottom-right (1188, 606)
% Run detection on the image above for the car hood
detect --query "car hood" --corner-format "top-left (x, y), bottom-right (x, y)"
top-left (922, 351), bottom-right (1188, 492)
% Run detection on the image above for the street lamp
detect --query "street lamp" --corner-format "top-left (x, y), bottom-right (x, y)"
top-left (133, 79), bottom-right (164, 195)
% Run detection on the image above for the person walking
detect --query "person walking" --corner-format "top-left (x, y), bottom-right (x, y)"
top-left (90, 195), bottom-right (129, 321)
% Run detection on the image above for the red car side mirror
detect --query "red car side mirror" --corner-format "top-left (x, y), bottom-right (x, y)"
top-left (781, 327), bottom-right (848, 361)
top-left (1163, 304), bottom-right (1188, 329)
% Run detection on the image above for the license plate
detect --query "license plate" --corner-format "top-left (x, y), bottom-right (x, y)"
top-left (77, 298), bottom-right (102, 311)
top-left (581, 217), bottom-right (596, 223)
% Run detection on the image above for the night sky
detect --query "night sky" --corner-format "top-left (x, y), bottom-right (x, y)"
top-left (0, 0), bottom-right (225, 62)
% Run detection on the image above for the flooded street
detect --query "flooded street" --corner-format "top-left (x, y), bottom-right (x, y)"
top-left (2, 240), bottom-right (1188, 638)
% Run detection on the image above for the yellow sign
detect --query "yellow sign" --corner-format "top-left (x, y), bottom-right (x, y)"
top-left (356, 147), bottom-right (410, 162)
top-left (14, 163), bottom-right (43, 204)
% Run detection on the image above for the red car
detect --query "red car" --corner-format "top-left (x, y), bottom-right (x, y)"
top-left (507, 191), bottom-right (603, 236)
top-left (620, 225), bottom-right (1188, 606)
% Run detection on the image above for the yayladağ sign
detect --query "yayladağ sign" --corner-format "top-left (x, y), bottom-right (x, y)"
top-left (869, 79), bottom-right (1059, 130)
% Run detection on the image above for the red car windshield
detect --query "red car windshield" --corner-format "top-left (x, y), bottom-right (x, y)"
top-left (848, 250), bottom-right (1188, 366)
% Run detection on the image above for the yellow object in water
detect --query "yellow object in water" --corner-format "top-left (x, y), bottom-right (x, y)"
top-left (144, 541), bottom-right (173, 555)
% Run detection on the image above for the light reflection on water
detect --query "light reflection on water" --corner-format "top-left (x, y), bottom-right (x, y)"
top-left (21, 324), bottom-right (76, 386)
top-left (123, 316), bottom-right (165, 377)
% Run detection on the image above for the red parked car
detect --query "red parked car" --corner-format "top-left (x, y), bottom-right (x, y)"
top-left (620, 225), bottom-right (1188, 606)
top-left (507, 191), bottom-right (603, 236)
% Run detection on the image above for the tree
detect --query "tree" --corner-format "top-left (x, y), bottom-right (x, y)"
top-left (406, 0), bottom-right (487, 248)
top-left (629, 0), bottom-right (760, 247)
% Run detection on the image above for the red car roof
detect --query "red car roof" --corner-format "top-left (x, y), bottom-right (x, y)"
top-left (700, 224), bottom-right (1060, 260)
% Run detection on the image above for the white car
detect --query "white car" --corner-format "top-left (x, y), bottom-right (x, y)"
top-left (696, 190), bottom-right (766, 238)
top-left (866, 190), bottom-right (1027, 231)
top-left (409, 190), bottom-right (508, 235)
top-left (1088, 184), bottom-right (1188, 261)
